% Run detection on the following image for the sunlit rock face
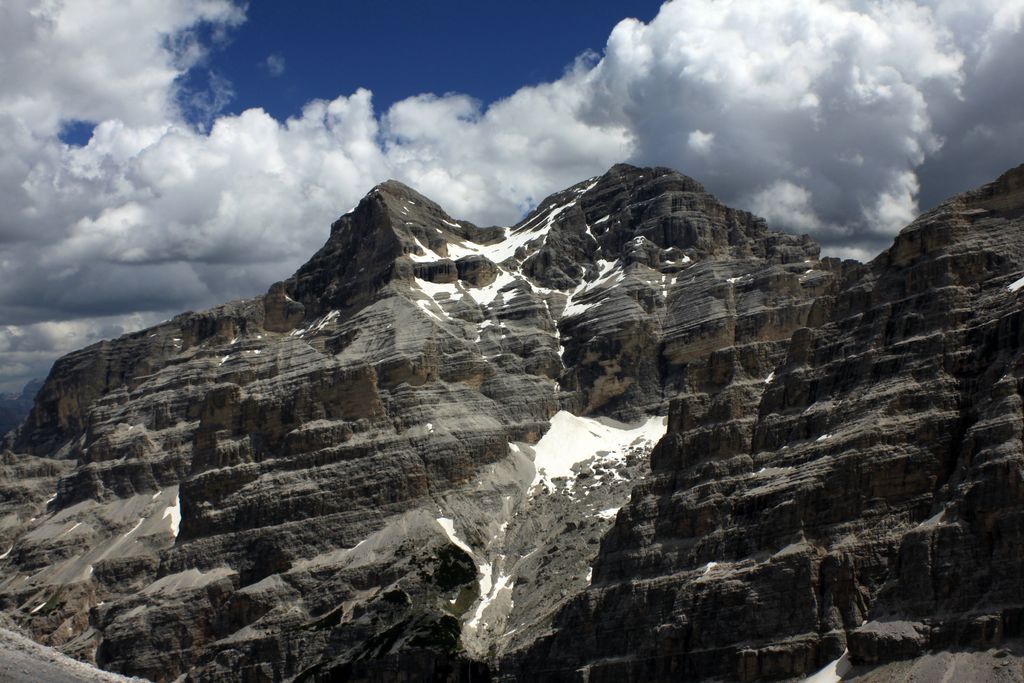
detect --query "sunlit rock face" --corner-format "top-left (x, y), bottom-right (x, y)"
top-left (1, 163), bottom-right (1023, 682)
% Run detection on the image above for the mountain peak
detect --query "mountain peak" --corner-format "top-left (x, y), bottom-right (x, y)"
top-left (269, 163), bottom-right (822, 328)
top-left (370, 178), bottom-right (442, 210)
top-left (4, 163), bottom-right (1024, 681)
top-left (974, 162), bottom-right (1024, 218)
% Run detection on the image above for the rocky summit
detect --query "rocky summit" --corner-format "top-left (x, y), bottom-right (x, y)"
top-left (1, 162), bottom-right (1023, 682)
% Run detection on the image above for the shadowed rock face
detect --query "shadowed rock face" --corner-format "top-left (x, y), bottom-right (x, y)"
top-left (0, 163), bottom-right (1022, 682)
top-left (507, 163), bottom-right (1024, 682)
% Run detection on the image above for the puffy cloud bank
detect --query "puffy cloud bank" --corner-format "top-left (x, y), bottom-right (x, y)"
top-left (1, 0), bottom-right (1022, 391)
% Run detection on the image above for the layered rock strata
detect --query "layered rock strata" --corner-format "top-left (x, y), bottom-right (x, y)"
top-left (1, 163), bottom-right (1021, 682)
top-left (509, 164), bottom-right (1024, 682)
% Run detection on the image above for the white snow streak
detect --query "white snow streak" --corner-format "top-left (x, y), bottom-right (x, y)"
top-left (313, 309), bottom-right (340, 331)
top-left (436, 517), bottom-right (473, 557)
top-left (477, 198), bottom-right (576, 263)
top-left (123, 518), bottom-right (145, 538)
top-left (562, 260), bottom-right (621, 319)
top-left (916, 509), bottom-right (946, 529)
top-left (805, 651), bottom-right (851, 683)
top-left (59, 522), bottom-right (81, 537)
top-left (437, 516), bottom-right (503, 633)
top-left (468, 570), bottom-right (513, 629)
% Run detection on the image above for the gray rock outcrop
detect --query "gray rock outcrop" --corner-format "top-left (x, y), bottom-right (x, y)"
top-left (508, 163), bottom-right (1024, 681)
top-left (0, 163), bottom-right (1022, 682)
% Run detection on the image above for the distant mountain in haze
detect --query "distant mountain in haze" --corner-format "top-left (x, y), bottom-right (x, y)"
top-left (0, 379), bottom-right (41, 438)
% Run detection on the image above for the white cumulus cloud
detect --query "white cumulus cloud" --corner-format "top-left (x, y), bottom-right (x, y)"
top-left (263, 53), bottom-right (286, 77)
top-left (1, 0), bottom-right (1023, 392)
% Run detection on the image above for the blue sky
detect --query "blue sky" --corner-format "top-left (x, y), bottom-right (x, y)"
top-left (194, 1), bottom-right (665, 124)
top-left (2, 0), bottom-right (1024, 393)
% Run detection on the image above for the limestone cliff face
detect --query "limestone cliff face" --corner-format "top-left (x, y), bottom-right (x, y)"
top-left (509, 163), bottom-right (1024, 682)
top-left (0, 164), bottom-right (1022, 682)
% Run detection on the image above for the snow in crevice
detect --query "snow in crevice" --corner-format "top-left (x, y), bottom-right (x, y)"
top-left (468, 567), bottom-right (513, 630)
top-left (437, 517), bottom-right (494, 628)
top-left (765, 370), bottom-right (776, 384)
top-left (411, 278), bottom-right (456, 299)
top-left (312, 310), bottom-right (340, 331)
top-left (562, 260), bottom-right (621, 319)
top-left (805, 650), bottom-right (851, 683)
top-left (122, 518), bottom-right (145, 539)
top-left (563, 295), bottom-right (598, 319)
top-left (163, 491), bottom-right (181, 538)
top-left (596, 507), bottom-right (620, 520)
top-left (0, 545), bottom-right (12, 560)
top-left (414, 269), bottom-right (521, 314)
top-left (528, 411), bottom-right (667, 494)
top-left (436, 517), bottom-right (519, 639)
top-left (473, 198), bottom-right (577, 264)
top-left (416, 300), bottom-right (446, 323)
top-left (59, 522), bottom-right (81, 537)
top-left (436, 517), bottom-right (474, 557)
top-left (406, 237), bottom-right (439, 263)
top-left (443, 232), bottom-right (499, 260)
top-left (463, 269), bottom-right (519, 307)
top-left (1008, 275), bottom-right (1024, 292)
top-left (916, 509), bottom-right (947, 529)
top-left (412, 278), bottom-right (456, 322)
top-left (517, 198), bottom-right (574, 232)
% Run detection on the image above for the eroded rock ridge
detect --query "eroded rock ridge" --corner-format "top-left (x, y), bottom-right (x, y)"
top-left (1, 163), bottom-right (1022, 682)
